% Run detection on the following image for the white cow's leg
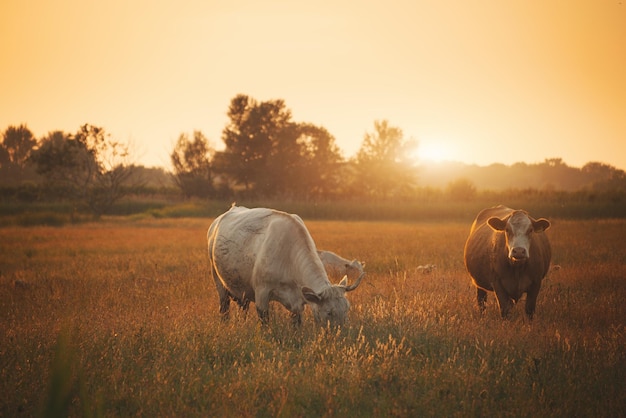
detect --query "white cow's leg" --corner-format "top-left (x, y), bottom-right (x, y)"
top-left (290, 303), bottom-right (305, 326)
top-left (255, 288), bottom-right (271, 325)
top-left (212, 271), bottom-right (231, 320)
top-left (290, 311), bottom-right (302, 326)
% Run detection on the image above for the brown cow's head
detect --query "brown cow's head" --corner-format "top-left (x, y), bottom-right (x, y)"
top-left (488, 210), bottom-right (550, 265)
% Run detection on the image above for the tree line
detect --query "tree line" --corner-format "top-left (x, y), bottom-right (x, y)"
top-left (2, 93), bottom-right (625, 218)
top-left (170, 94), bottom-right (416, 200)
top-left (417, 158), bottom-right (626, 194)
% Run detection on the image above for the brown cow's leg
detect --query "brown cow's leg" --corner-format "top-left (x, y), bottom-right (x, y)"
top-left (493, 282), bottom-right (514, 318)
top-left (525, 281), bottom-right (541, 320)
top-left (497, 299), bottom-right (514, 318)
top-left (477, 288), bottom-right (488, 313)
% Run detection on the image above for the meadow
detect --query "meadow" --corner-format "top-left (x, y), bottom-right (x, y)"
top-left (1, 215), bottom-right (625, 417)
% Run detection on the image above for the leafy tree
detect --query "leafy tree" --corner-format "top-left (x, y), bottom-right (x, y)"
top-left (1, 124), bottom-right (36, 167)
top-left (218, 94), bottom-right (293, 196)
top-left (170, 131), bottom-right (215, 198)
top-left (0, 124), bottom-right (39, 185)
top-left (582, 162), bottom-right (619, 182)
top-left (216, 94), bottom-right (346, 199)
top-left (28, 130), bottom-right (79, 197)
top-left (30, 124), bottom-right (136, 218)
top-left (217, 97), bottom-right (291, 195)
top-left (582, 162), bottom-right (626, 192)
top-left (354, 120), bottom-right (417, 198)
top-left (294, 123), bottom-right (344, 199)
top-left (0, 139), bottom-right (7, 167)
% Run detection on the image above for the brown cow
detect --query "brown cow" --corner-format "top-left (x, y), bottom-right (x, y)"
top-left (463, 205), bottom-right (551, 319)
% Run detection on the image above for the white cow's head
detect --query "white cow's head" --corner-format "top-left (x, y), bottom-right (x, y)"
top-left (488, 210), bottom-right (550, 265)
top-left (302, 273), bottom-right (365, 326)
top-left (345, 260), bottom-right (365, 280)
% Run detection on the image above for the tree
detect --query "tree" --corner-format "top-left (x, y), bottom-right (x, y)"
top-left (1, 124), bottom-right (36, 166)
top-left (30, 124), bottom-right (136, 218)
top-left (294, 123), bottom-right (344, 198)
top-left (170, 131), bottom-right (215, 198)
top-left (217, 94), bottom-right (294, 196)
top-left (582, 162), bottom-right (626, 193)
top-left (29, 130), bottom-right (85, 197)
top-left (354, 120), bottom-right (417, 198)
top-left (215, 94), bottom-right (347, 199)
top-left (0, 124), bottom-right (38, 185)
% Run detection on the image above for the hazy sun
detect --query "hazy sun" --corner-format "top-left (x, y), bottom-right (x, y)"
top-left (418, 141), bottom-right (451, 163)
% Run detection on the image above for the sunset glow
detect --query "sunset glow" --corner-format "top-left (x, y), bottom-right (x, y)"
top-left (416, 141), bottom-right (453, 163)
top-left (1, 1), bottom-right (625, 170)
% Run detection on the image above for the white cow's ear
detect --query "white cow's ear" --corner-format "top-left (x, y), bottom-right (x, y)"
top-left (302, 287), bottom-right (322, 304)
top-left (339, 275), bottom-right (348, 286)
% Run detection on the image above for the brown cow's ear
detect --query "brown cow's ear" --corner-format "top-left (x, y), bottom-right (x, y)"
top-left (302, 287), bottom-right (322, 304)
top-left (533, 218), bottom-right (551, 232)
top-left (487, 217), bottom-right (507, 231)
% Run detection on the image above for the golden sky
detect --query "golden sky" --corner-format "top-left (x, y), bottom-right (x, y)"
top-left (1, 0), bottom-right (625, 169)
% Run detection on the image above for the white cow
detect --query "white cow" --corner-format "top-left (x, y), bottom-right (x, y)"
top-left (207, 206), bottom-right (364, 326)
top-left (317, 250), bottom-right (365, 282)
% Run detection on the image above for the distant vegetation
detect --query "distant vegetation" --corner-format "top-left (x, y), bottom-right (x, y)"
top-left (2, 94), bottom-right (625, 223)
top-left (417, 158), bottom-right (626, 192)
top-left (1, 194), bottom-right (625, 228)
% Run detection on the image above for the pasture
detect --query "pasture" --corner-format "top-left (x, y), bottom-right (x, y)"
top-left (1, 217), bottom-right (625, 417)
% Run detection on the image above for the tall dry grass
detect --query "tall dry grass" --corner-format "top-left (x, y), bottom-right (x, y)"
top-left (0, 217), bottom-right (625, 416)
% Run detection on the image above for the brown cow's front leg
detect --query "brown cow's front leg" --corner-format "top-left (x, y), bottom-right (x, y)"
top-left (524, 281), bottom-right (542, 320)
top-left (492, 281), bottom-right (514, 318)
top-left (477, 288), bottom-right (488, 314)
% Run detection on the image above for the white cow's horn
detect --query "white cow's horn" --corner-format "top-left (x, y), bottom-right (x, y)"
top-left (344, 272), bottom-right (365, 291)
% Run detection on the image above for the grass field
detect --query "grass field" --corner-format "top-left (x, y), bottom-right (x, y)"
top-left (1, 216), bottom-right (625, 417)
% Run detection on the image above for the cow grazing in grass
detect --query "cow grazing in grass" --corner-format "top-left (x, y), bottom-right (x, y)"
top-left (207, 206), bottom-right (364, 326)
top-left (317, 250), bottom-right (365, 282)
top-left (463, 205), bottom-right (551, 319)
